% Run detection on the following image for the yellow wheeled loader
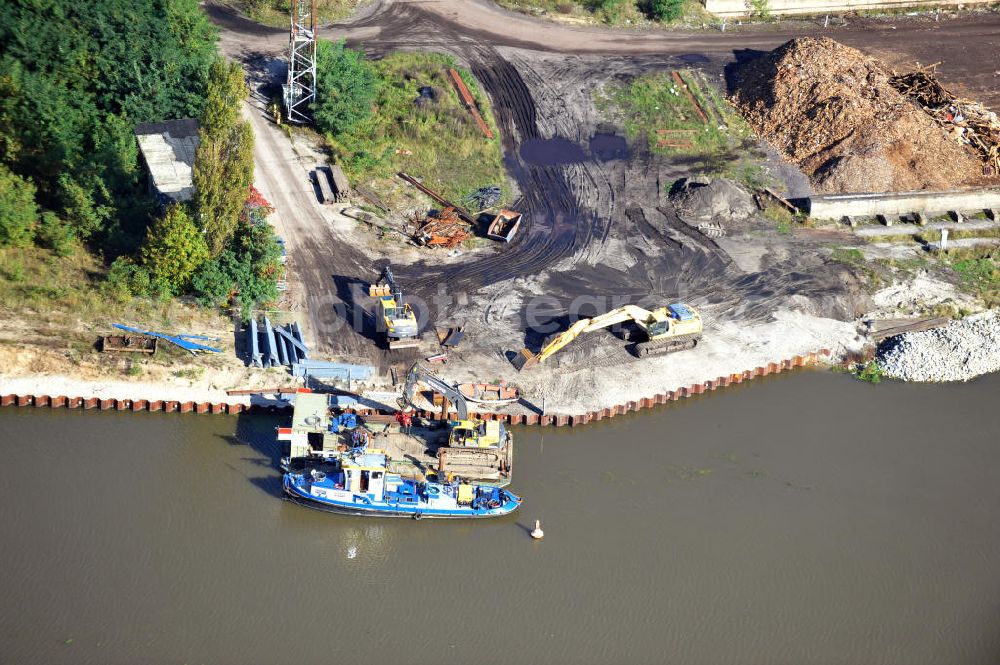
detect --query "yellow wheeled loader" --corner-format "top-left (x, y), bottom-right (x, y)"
top-left (369, 266), bottom-right (419, 350)
top-left (512, 302), bottom-right (702, 370)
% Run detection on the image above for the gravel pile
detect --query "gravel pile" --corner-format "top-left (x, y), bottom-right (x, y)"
top-left (877, 311), bottom-right (1000, 382)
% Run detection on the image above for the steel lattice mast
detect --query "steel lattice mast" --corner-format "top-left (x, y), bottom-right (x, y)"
top-left (283, 0), bottom-right (317, 124)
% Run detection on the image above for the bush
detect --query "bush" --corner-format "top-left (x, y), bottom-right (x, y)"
top-left (191, 258), bottom-right (233, 307)
top-left (646, 0), bottom-right (684, 20)
top-left (36, 211), bottom-right (77, 257)
top-left (191, 220), bottom-right (281, 318)
top-left (856, 361), bottom-right (883, 384)
top-left (0, 163), bottom-right (38, 247)
top-left (104, 256), bottom-right (153, 300)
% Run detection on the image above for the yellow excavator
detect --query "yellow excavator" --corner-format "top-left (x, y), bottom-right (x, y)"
top-left (512, 302), bottom-right (703, 371)
top-left (369, 265), bottom-right (419, 350)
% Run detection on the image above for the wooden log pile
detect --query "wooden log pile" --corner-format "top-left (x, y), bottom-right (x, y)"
top-left (890, 66), bottom-right (1000, 176)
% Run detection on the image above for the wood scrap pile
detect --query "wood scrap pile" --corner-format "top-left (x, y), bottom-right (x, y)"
top-left (729, 37), bottom-right (997, 194)
top-left (411, 207), bottom-right (471, 249)
top-left (889, 67), bottom-right (1000, 176)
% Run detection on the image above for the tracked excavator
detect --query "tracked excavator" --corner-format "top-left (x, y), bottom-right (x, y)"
top-left (512, 302), bottom-right (703, 371)
top-left (398, 362), bottom-right (513, 481)
top-left (369, 265), bottom-right (419, 350)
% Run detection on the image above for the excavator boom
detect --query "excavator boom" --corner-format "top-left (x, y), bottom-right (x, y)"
top-left (512, 303), bottom-right (701, 370)
top-left (399, 362), bottom-right (469, 420)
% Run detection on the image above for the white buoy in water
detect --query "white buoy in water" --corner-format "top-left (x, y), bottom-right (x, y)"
top-left (530, 519), bottom-right (544, 539)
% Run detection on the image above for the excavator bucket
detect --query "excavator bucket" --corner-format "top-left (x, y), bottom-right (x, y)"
top-left (510, 348), bottom-right (538, 371)
top-left (369, 284), bottom-right (391, 297)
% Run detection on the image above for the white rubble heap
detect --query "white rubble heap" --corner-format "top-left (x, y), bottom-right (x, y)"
top-left (877, 310), bottom-right (1000, 382)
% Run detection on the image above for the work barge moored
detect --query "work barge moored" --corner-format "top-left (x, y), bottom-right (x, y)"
top-left (277, 391), bottom-right (514, 486)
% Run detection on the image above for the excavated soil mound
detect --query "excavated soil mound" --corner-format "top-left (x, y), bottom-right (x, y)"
top-left (671, 177), bottom-right (757, 222)
top-left (730, 37), bottom-right (987, 194)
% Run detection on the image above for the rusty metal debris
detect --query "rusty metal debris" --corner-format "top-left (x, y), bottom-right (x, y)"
top-left (411, 207), bottom-right (472, 248)
top-left (447, 68), bottom-right (494, 139)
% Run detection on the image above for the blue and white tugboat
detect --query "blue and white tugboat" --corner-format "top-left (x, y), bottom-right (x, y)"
top-left (283, 450), bottom-right (521, 519)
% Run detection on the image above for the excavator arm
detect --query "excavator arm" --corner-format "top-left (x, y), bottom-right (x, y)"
top-left (398, 362), bottom-right (469, 420)
top-left (512, 305), bottom-right (658, 370)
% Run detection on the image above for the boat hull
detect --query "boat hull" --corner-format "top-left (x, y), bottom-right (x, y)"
top-left (282, 476), bottom-right (520, 519)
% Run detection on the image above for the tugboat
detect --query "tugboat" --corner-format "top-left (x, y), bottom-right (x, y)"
top-left (283, 450), bottom-right (521, 519)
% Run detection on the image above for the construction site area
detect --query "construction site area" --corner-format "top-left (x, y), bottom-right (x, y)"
top-left (207, 1), bottom-right (1000, 416)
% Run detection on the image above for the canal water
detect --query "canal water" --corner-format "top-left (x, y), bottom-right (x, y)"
top-left (2, 369), bottom-right (999, 665)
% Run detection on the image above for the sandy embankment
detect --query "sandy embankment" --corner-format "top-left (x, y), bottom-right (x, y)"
top-left (0, 345), bottom-right (296, 407)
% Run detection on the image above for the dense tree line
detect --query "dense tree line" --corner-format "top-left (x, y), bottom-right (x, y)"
top-left (0, 0), bottom-right (280, 318)
top-left (0, 0), bottom-right (218, 255)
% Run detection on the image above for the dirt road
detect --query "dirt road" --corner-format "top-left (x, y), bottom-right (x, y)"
top-left (209, 1), bottom-right (1000, 104)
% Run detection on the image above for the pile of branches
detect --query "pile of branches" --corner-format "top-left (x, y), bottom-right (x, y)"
top-left (464, 185), bottom-right (501, 211)
top-left (890, 66), bottom-right (1000, 176)
top-left (411, 207), bottom-right (471, 249)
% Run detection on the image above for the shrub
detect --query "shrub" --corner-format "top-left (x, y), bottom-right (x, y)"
top-left (36, 211), bottom-right (77, 257)
top-left (104, 256), bottom-right (152, 300)
top-left (0, 163), bottom-right (38, 247)
top-left (646, 0), bottom-right (684, 20)
top-left (857, 361), bottom-right (883, 384)
top-left (191, 257), bottom-right (233, 307)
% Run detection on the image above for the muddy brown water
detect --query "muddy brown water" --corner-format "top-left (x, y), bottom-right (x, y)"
top-left (2, 369), bottom-right (1000, 664)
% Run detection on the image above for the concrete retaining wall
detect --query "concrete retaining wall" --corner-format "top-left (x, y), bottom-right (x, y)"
top-left (0, 349), bottom-right (831, 427)
top-left (703, 0), bottom-right (991, 17)
top-left (808, 188), bottom-right (1000, 220)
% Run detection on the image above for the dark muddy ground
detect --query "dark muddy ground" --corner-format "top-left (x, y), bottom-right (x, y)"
top-left (208, 1), bottom-right (994, 407)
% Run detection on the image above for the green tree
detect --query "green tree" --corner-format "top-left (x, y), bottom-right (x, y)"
top-left (141, 205), bottom-right (209, 293)
top-left (313, 39), bottom-right (377, 136)
top-left (0, 163), bottom-right (37, 247)
top-left (191, 257), bottom-right (233, 307)
top-left (193, 59), bottom-right (254, 256)
top-left (201, 59), bottom-right (247, 138)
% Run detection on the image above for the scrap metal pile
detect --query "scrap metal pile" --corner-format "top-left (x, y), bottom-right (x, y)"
top-left (730, 37), bottom-right (997, 194)
top-left (888, 67), bottom-right (1000, 176)
top-left (464, 185), bottom-right (501, 211)
top-left (411, 207), bottom-right (471, 248)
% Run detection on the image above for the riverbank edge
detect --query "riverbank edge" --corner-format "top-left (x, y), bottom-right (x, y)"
top-left (0, 348), bottom-right (831, 425)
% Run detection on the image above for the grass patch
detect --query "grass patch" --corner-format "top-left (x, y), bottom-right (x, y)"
top-left (495, 0), bottom-right (713, 26)
top-left (916, 226), bottom-right (1000, 243)
top-left (595, 68), bottom-right (765, 187)
top-left (762, 203), bottom-right (794, 232)
top-left (830, 247), bottom-right (865, 265)
top-left (0, 247), bottom-right (232, 347)
top-left (324, 51), bottom-right (507, 207)
top-left (951, 256), bottom-right (1000, 306)
top-left (597, 69), bottom-right (751, 157)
